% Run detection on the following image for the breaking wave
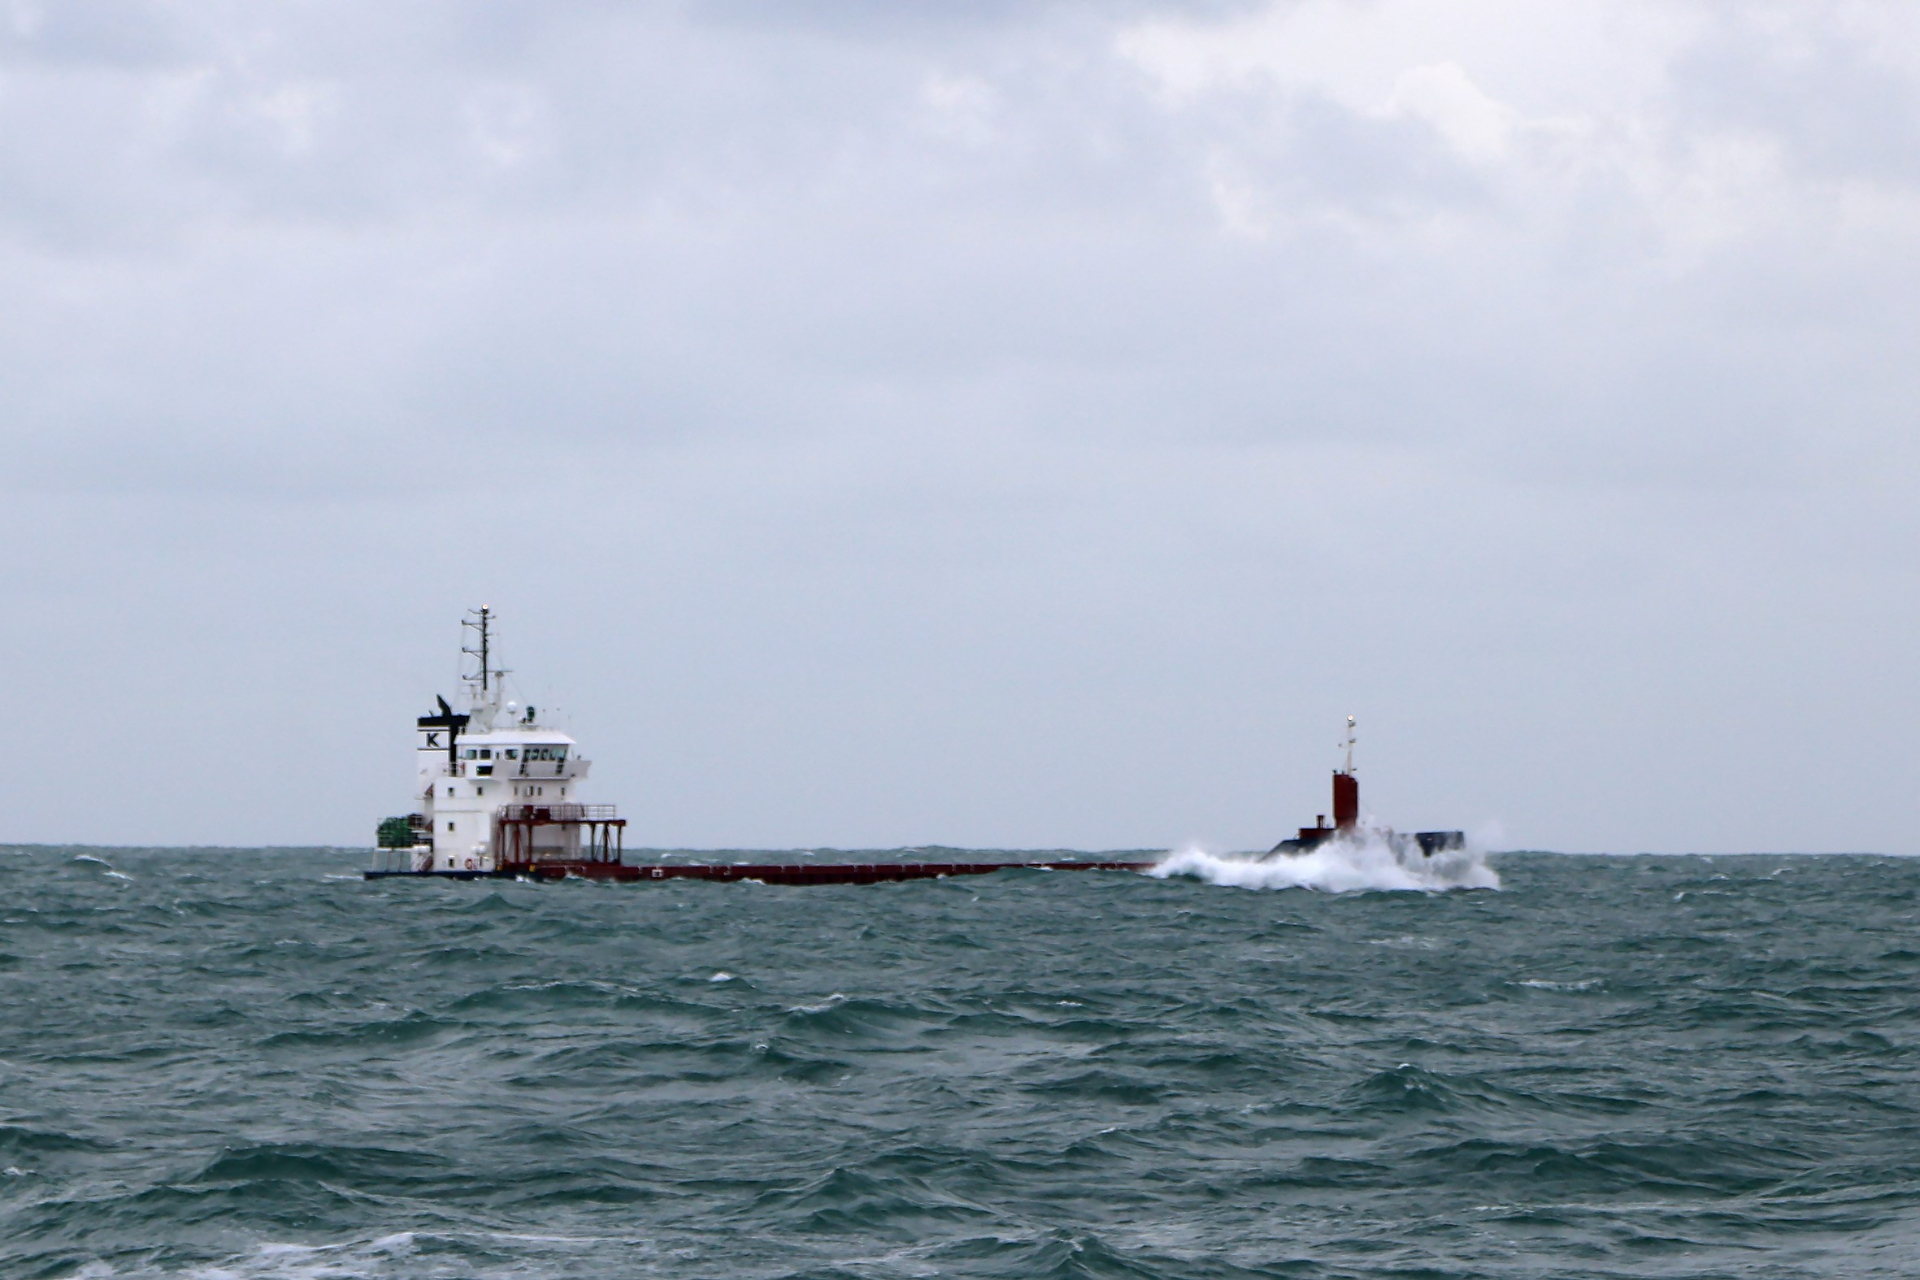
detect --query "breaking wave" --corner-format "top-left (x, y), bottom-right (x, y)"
top-left (1149, 831), bottom-right (1500, 893)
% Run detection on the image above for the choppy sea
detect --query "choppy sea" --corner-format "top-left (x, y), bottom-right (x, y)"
top-left (2, 845), bottom-right (1917, 1279)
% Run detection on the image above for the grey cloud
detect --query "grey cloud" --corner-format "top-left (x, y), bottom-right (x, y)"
top-left (1, 1), bottom-right (1916, 852)
top-left (0, 0), bottom-right (190, 69)
top-left (691, 0), bottom-right (1271, 39)
top-left (1672, 13), bottom-right (1920, 183)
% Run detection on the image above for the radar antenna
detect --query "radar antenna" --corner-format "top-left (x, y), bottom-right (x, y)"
top-left (461, 606), bottom-right (506, 693)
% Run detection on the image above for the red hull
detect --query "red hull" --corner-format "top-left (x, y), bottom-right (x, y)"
top-left (367, 860), bottom-right (1154, 884)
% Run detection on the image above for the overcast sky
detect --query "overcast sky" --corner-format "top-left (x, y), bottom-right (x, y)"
top-left (4, 0), bottom-right (1917, 853)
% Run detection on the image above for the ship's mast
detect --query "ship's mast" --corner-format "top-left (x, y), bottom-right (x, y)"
top-left (462, 606), bottom-right (505, 695)
top-left (1332, 714), bottom-right (1360, 831)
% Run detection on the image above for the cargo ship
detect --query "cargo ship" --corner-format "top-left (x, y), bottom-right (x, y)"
top-left (368, 611), bottom-right (1149, 884)
top-left (1271, 717), bottom-right (1463, 859)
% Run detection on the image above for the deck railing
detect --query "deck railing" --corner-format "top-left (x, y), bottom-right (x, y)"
top-left (497, 803), bottom-right (619, 822)
top-left (493, 803), bottom-right (626, 865)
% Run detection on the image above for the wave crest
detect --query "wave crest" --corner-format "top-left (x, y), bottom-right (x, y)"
top-left (1149, 833), bottom-right (1499, 893)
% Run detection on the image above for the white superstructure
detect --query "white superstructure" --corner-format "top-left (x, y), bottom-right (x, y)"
top-left (380, 608), bottom-right (613, 874)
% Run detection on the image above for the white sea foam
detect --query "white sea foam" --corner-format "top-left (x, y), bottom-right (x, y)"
top-left (167, 1228), bottom-right (646, 1279)
top-left (182, 1230), bottom-right (609, 1279)
top-left (1148, 831), bottom-right (1499, 893)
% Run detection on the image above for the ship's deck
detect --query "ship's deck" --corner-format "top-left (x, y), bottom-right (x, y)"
top-left (365, 859), bottom-right (1156, 884)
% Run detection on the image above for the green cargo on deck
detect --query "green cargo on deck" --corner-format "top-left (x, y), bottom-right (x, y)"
top-left (376, 817), bottom-right (417, 849)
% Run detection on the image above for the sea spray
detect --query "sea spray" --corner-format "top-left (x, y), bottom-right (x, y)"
top-left (1150, 831), bottom-right (1500, 892)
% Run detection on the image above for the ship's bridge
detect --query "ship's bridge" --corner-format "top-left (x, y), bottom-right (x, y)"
top-left (437, 730), bottom-right (589, 782)
top-left (381, 608), bottom-right (619, 875)
top-left (412, 722), bottom-right (601, 871)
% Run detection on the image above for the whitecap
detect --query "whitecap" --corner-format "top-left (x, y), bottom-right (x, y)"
top-left (177, 1231), bottom-right (419, 1279)
top-left (1149, 831), bottom-right (1499, 893)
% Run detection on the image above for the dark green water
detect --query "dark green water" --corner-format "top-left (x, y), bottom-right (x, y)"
top-left (2, 848), bottom-right (1917, 1278)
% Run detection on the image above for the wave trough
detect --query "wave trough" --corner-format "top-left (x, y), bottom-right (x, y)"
top-left (1, 846), bottom-right (1915, 1279)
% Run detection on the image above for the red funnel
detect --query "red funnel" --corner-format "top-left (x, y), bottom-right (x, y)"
top-left (1333, 771), bottom-right (1359, 830)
